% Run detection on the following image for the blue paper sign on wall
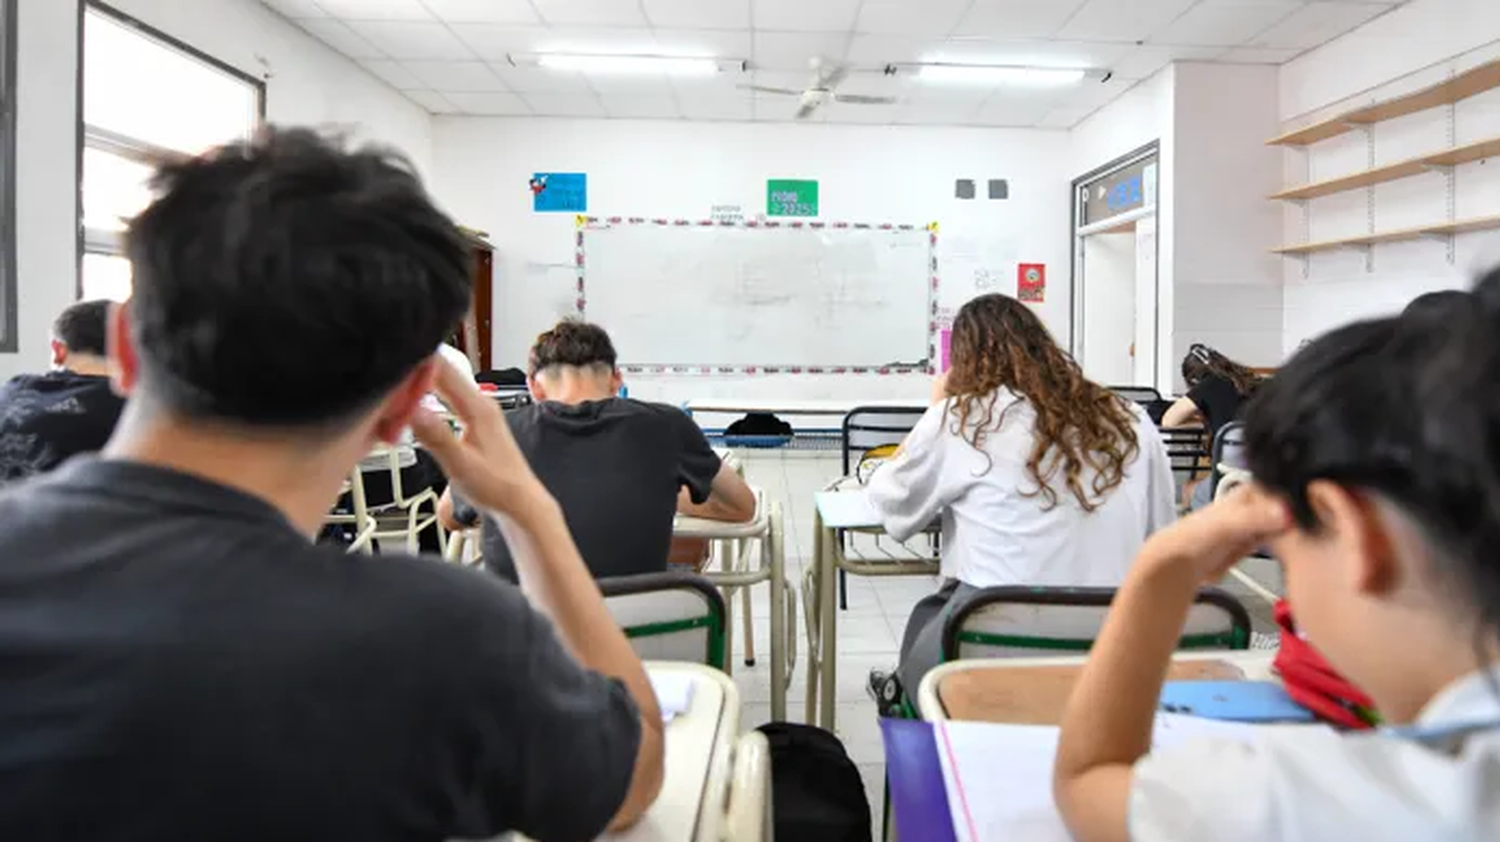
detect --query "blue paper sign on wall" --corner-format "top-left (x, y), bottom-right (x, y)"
top-left (531, 172), bottom-right (587, 213)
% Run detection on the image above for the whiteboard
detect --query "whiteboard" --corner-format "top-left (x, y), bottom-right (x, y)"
top-left (580, 222), bottom-right (935, 370)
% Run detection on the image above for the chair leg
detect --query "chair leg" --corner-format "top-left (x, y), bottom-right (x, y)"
top-left (741, 582), bottom-right (756, 667)
top-left (839, 568), bottom-right (848, 610)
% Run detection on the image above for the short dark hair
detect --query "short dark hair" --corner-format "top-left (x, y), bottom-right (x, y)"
top-left (528, 320), bottom-right (617, 376)
top-left (53, 300), bottom-right (111, 357)
top-left (1402, 289), bottom-right (1469, 320)
top-left (123, 127), bottom-right (470, 427)
top-left (1244, 263), bottom-right (1500, 635)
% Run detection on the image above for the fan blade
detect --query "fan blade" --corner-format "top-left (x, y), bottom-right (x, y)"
top-left (820, 63), bottom-right (850, 90)
top-left (833, 93), bottom-right (897, 105)
top-left (795, 101), bottom-right (819, 120)
top-left (737, 84), bottom-right (803, 96)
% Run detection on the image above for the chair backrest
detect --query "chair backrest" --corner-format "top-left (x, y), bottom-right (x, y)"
top-left (941, 586), bottom-right (1251, 661)
top-left (840, 405), bottom-right (927, 476)
top-left (1210, 421), bottom-right (1248, 491)
top-left (600, 572), bottom-right (728, 668)
top-left (1109, 385), bottom-right (1163, 406)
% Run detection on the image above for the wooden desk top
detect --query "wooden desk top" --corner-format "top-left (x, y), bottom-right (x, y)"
top-left (938, 659), bottom-right (1249, 724)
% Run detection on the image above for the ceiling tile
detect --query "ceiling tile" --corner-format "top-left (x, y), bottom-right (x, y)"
top-left (521, 93), bottom-right (609, 117)
top-left (752, 94), bottom-right (804, 121)
top-left (750, 69), bottom-right (815, 92)
top-left (1110, 44), bottom-right (1226, 79)
top-left (402, 60), bottom-right (510, 91)
top-left (448, 24), bottom-right (551, 59)
top-left (677, 95), bottom-right (754, 121)
top-left (488, 63), bottom-right (596, 93)
top-left (846, 34), bottom-right (936, 65)
top-left (443, 91), bottom-right (533, 114)
top-left (954, 0), bottom-right (1090, 39)
top-left (314, 0), bottom-right (431, 19)
top-left (753, 31), bottom-right (851, 70)
top-left (671, 70), bottom-right (756, 99)
top-left (931, 38), bottom-right (1133, 68)
top-left (1248, 2), bottom-right (1392, 50)
top-left (755, 0), bottom-right (862, 32)
top-left (1058, 0), bottom-right (1197, 43)
top-left (583, 71), bottom-right (673, 95)
top-left (420, 0), bottom-right (540, 24)
top-left (1058, 74), bottom-right (1142, 110)
top-left (344, 20), bottom-right (473, 58)
top-left (653, 29), bottom-right (754, 60)
top-left (1037, 107), bottom-right (1091, 128)
top-left (600, 95), bottom-right (682, 119)
top-left (644, 0), bottom-right (752, 29)
top-left (895, 101), bottom-right (983, 125)
top-left (360, 59), bottom-right (426, 89)
top-left (829, 70), bottom-right (909, 98)
top-left (531, 0), bottom-right (650, 27)
top-left (1217, 45), bottom-right (1301, 63)
top-left (296, 18), bottom-right (386, 59)
top-left (538, 27), bottom-right (660, 53)
top-left (261, 0), bottom-right (328, 18)
top-left (1150, 1), bottom-right (1304, 48)
top-left (973, 102), bottom-right (1052, 127)
top-left (857, 0), bottom-right (971, 36)
top-left (402, 89), bottom-right (464, 113)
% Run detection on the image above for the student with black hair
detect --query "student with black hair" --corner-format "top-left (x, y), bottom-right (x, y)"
top-left (439, 318), bottom-right (756, 580)
top-left (1052, 265), bottom-right (1500, 842)
top-left (0, 129), bottom-right (663, 840)
top-left (0, 299), bottom-right (125, 481)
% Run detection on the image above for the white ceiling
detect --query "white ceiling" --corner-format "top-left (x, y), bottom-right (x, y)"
top-left (260, 0), bottom-right (1407, 128)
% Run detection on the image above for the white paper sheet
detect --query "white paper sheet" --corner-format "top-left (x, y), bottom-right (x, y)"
top-left (651, 672), bottom-right (696, 723)
top-left (934, 714), bottom-right (1268, 842)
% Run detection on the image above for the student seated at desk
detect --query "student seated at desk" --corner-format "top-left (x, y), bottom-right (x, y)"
top-left (867, 294), bottom-right (1175, 698)
top-left (1054, 271), bottom-right (1500, 842)
top-left (0, 300), bottom-right (125, 482)
top-left (0, 129), bottom-right (663, 840)
top-left (439, 319), bottom-right (755, 581)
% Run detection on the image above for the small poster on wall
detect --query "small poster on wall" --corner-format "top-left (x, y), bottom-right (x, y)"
top-left (766, 179), bottom-right (819, 217)
top-left (531, 172), bottom-right (587, 213)
top-left (1017, 263), bottom-right (1046, 303)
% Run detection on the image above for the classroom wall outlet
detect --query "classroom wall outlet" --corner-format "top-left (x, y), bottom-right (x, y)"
top-left (989, 179), bottom-right (1009, 200)
top-left (955, 179), bottom-right (976, 199)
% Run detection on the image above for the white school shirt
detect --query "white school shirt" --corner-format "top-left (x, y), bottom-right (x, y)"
top-left (1131, 668), bottom-right (1500, 841)
top-left (864, 389), bottom-right (1175, 588)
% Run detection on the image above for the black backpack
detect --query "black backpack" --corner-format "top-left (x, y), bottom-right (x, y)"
top-left (757, 722), bottom-right (872, 842)
top-left (725, 412), bottom-right (794, 438)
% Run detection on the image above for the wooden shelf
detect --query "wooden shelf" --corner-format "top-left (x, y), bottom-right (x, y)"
top-left (1271, 135), bottom-right (1500, 201)
top-left (1268, 60), bottom-right (1500, 147)
top-left (1272, 213), bottom-right (1500, 256)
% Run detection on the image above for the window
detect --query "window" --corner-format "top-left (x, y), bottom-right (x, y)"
top-left (80, 3), bottom-right (262, 301)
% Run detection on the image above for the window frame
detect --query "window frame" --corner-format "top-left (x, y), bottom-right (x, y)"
top-left (0, 0), bottom-right (17, 352)
top-left (75, 1), bottom-right (265, 299)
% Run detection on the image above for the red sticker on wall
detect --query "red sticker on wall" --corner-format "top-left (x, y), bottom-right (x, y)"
top-left (1017, 263), bottom-right (1046, 303)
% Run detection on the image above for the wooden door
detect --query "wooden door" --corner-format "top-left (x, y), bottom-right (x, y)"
top-left (452, 240), bottom-right (494, 372)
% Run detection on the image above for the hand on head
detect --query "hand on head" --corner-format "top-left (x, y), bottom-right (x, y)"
top-left (410, 356), bottom-right (546, 519)
top-left (1140, 484), bottom-right (1292, 585)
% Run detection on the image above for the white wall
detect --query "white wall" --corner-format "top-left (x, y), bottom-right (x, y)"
top-left (1069, 69), bottom-right (1176, 390)
top-left (429, 118), bottom-right (1072, 406)
top-left (1171, 63), bottom-right (1283, 385)
top-left (106, 0), bottom-right (433, 178)
top-left (1277, 0), bottom-right (1500, 351)
top-left (11, 0), bottom-right (81, 377)
top-left (1, 0), bottom-right (437, 378)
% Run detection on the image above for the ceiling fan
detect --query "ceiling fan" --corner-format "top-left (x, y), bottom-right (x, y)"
top-left (740, 57), bottom-right (897, 120)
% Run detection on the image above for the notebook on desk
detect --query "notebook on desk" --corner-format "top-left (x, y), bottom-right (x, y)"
top-left (886, 715), bottom-right (1287, 842)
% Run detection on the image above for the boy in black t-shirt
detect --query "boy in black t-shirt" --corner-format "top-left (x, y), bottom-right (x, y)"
top-left (440, 320), bottom-right (756, 580)
top-left (0, 300), bottom-right (125, 481)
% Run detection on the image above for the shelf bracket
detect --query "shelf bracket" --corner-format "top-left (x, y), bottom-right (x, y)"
top-left (1422, 164), bottom-right (1454, 175)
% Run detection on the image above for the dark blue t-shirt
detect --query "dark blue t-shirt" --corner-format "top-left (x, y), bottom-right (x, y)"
top-left (0, 370), bottom-right (123, 481)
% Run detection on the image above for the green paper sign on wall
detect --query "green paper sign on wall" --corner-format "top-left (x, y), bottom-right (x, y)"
top-left (767, 179), bottom-right (819, 217)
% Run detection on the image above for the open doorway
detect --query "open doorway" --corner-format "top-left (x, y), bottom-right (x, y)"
top-left (1070, 143), bottom-right (1159, 390)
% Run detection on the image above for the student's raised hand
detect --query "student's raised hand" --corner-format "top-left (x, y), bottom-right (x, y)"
top-left (410, 357), bottom-right (550, 522)
top-left (1138, 484), bottom-right (1292, 585)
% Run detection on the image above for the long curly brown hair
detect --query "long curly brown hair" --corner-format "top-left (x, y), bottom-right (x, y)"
top-left (944, 294), bottom-right (1140, 511)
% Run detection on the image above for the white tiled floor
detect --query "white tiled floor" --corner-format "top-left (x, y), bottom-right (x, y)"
top-left (722, 447), bottom-right (1285, 837)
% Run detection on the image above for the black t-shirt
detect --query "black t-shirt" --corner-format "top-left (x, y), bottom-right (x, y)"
top-left (1187, 373), bottom-right (1247, 438)
top-left (0, 371), bottom-right (124, 481)
top-left (457, 398), bottom-right (721, 582)
top-left (0, 459), bottom-right (640, 842)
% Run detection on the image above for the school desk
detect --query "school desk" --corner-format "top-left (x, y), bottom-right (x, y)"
top-left (805, 488), bottom-right (940, 731)
top-left (674, 488), bottom-right (793, 721)
top-left (884, 651), bottom-right (1278, 842)
top-left (597, 662), bottom-right (771, 842)
top-left (916, 651), bottom-right (1279, 723)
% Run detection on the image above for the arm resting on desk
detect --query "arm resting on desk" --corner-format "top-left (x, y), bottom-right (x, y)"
top-left (1160, 396), bottom-right (1202, 428)
top-left (1053, 487), bottom-right (1289, 842)
top-left (678, 462), bottom-right (757, 523)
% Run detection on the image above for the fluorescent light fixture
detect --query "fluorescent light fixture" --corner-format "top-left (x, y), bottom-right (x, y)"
top-left (914, 63), bottom-right (1097, 87)
top-left (527, 53), bottom-right (722, 75)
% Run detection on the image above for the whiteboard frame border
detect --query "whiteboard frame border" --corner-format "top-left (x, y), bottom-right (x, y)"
top-left (574, 215), bottom-right (940, 376)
